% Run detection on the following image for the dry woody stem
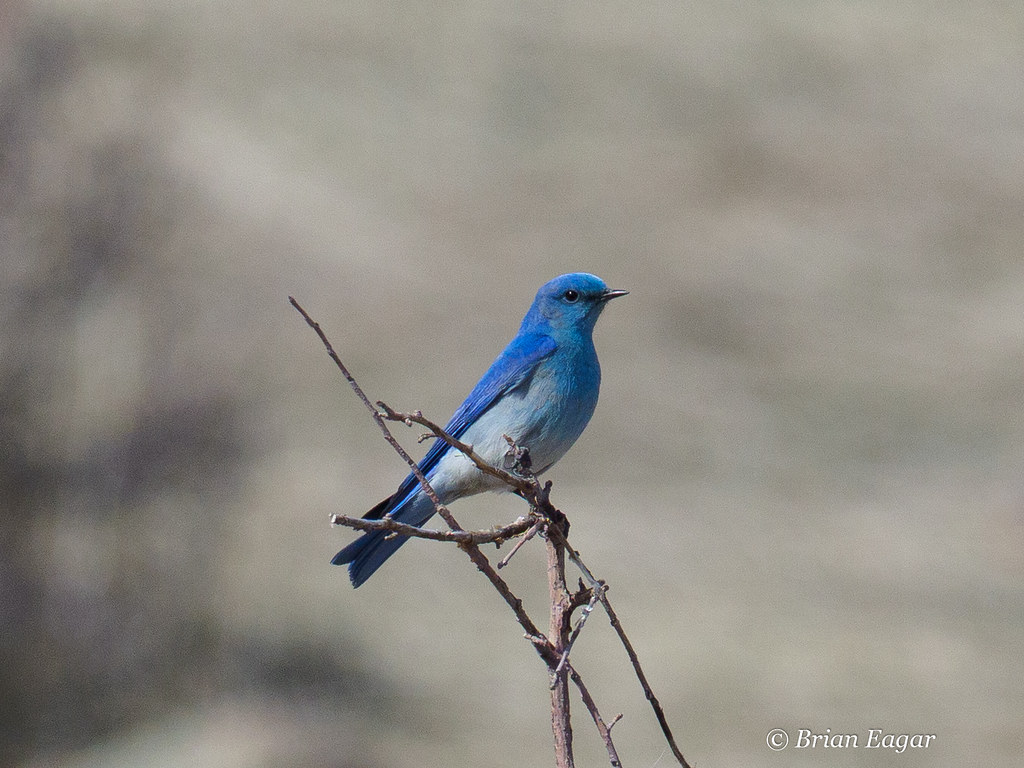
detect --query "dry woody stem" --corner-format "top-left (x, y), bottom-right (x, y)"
top-left (291, 296), bottom-right (692, 768)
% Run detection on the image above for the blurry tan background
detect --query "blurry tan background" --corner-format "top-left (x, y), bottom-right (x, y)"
top-left (2, 1), bottom-right (1023, 766)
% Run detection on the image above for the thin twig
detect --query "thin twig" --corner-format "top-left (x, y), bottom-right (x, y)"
top-left (497, 520), bottom-right (543, 568)
top-left (567, 664), bottom-right (622, 768)
top-left (553, 585), bottom-right (601, 681)
top-left (377, 403), bottom-right (535, 496)
top-left (547, 520), bottom-right (574, 768)
top-left (330, 512), bottom-right (537, 546)
top-left (595, 590), bottom-right (690, 767)
top-left (289, 298), bottom-right (461, 530)
top-left (545, 526), bottom-right (691, 768)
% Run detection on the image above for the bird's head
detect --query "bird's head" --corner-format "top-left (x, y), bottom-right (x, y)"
top-left (521, 273), bottom-right (628, 335)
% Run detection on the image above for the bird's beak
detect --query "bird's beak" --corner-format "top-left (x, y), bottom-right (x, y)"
top-left (599, 289), bottom-right (629, 302)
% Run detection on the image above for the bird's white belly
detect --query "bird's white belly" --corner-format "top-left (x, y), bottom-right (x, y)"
top-left (428, 362), bottom-right (597, 501)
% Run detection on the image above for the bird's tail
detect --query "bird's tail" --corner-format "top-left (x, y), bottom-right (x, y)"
top-left (331, 493), bottom-right (434, 587)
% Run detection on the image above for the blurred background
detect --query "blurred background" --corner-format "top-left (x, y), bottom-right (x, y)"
top-left (2, 1), bottom-right (1023, 766)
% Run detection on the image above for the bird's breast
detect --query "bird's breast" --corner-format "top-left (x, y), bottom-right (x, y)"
top-left (429, 346), bottom-right (601, 500)
top-left (470, 351), bottom-right (599, 470)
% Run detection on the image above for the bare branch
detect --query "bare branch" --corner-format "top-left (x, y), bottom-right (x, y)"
top-left (553, 584), bottom-right (601, 682)
top-left (330, 512), bottom-right (538, 546)
top-left (376, 403), bottom-right (536, 496)
top-left (545, 525), bottom-right (692, 768)
top-left (497, 519), bottom-right (542, 568)
top-left (289, 297), bottom-right (462, 531)
top-left (594, 587), bottom-right (690, 764)
top-left (547, 523), bottom-right (574, 767)
top-left (567, 664), bottom-right (622, 768)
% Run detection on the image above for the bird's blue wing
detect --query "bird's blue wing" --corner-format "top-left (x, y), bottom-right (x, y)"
top-left (442, 332), bottom-right (558, 441)
top-left (383, 332), bottom-right (557, 511)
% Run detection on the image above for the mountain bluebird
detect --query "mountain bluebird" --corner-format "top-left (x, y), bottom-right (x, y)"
top-left (333, 272), bottom-right (627, 587)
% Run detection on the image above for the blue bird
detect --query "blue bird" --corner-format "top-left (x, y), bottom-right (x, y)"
top-left (333, 273), bottom-right (627, 587)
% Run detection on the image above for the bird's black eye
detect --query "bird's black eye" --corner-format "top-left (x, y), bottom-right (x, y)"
top-left (563, 289), bottom-right (580, 303)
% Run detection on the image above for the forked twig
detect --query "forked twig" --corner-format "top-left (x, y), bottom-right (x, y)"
top-left (497, 519), bottom-right (543, 568)
top-left (568, 664), bottom-right (623, 768)
top-left (548, 524), bottom-right (692, 768)
top-left (553, 584), bottom-right (601, 682)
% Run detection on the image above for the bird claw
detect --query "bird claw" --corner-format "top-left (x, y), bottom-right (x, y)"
top-left (501, 439), bottom-right (532, 476)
